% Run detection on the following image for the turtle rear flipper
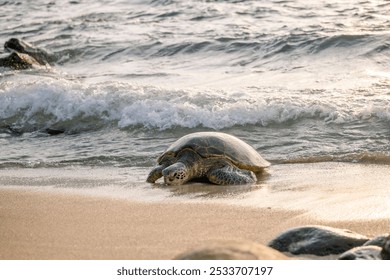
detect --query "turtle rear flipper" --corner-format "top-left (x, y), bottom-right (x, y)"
top-left (207, 165), bottom-right (256, 185)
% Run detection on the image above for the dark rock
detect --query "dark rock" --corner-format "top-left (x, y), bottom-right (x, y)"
top-left (4, 38), bottom-right (53, 65)
top-left (363, 234), bottom-right (388, 247)
top-left (268, 225), bottom-right (369, 256)
top-left (1, 38), bottom-right (54, 69)
top-left (380, 235), bottom-right (390, 260)
top-left (0, 52), bottom-right (37, 69)
top-left (45, 128), bottom-right (65, 135)
top-left (338, 245), bottom-right (382, 260)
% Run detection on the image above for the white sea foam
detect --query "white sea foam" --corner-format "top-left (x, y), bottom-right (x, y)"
top-left (1, 78), bottom-right (389, 131)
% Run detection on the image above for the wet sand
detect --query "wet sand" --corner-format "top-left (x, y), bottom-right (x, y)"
top-left (1, 188), bottom-right (389, 260)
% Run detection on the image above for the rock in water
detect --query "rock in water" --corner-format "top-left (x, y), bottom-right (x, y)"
top-left (268, 225), bottom-right (369, 256)
top-left (0, 52), bottom-right (38, 69)
top-left (0, 38), bottom-right (54, 69)
top-left (45, 128), bottom-right (65, 135)
top-left (175, 240), bottom-right (289, 260)
top-left (4, 38), bottom-right (53, 65)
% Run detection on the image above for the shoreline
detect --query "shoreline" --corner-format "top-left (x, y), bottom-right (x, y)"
top-left (1, 188), bottom-right (389, 260)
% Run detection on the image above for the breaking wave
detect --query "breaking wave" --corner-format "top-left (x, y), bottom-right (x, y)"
top-left (1, 79), bottom-right (389, 133)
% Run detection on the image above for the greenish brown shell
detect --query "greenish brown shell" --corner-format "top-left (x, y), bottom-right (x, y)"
top-left (158, 132), bottom-right (270, 171)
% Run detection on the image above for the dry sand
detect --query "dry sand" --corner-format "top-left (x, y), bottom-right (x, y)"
top-left (1, 188), bottom-right (389, 260)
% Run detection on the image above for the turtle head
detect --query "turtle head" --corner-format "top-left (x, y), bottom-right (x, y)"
top-left (162, 162), bottom-right (189, 185)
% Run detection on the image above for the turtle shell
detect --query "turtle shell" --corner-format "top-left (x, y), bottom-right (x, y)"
top-left (158, 132), bottom-right (270, 171)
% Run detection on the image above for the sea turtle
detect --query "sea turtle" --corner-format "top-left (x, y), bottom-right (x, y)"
top-left (146, 132), bottom-right (270, 185)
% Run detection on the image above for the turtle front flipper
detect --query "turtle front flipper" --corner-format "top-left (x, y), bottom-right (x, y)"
top-left (146, 165), bottom-right (164, 183)
top-left (207, 165), bottom-right (256, 185)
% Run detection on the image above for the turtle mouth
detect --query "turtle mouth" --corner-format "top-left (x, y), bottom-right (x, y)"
top-left (164, 176), bottom-right (176, 185)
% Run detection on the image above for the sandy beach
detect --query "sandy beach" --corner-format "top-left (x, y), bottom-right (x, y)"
top-left (1, 0), bottom-right (390, 266)
top-left (1, 187), bottom-right (389, 260)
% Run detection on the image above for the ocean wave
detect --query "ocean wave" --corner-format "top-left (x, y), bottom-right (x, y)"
top-left (2, 0), bottom-right (390, 79)
top-left (0, 79), bottom-right (389, 133)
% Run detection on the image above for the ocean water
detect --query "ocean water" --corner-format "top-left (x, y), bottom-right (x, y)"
top-left (0, 1), bottom-right (389, 186)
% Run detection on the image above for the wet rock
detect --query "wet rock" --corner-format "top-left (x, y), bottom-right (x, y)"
top-left (351, 234), bottom-right (390, 260)
top-left (45, 128), bottom-right (65, 135)
top-left (380, 235), bottom-right (390, 260)
top-left (268, 225), bottom-right (369, 256)
top-left (364, 234), bottom-right (388, 247)
top-left (0, 52), bottom-right (38, 69)
top-left (175, 240), bottom-right (289, 260)
top-left (0, 38), bottom-right (53, 69)
top-left (4, 38), bottom-right (53, 66)
top-left (338, 245), bottom-right (382, 260)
